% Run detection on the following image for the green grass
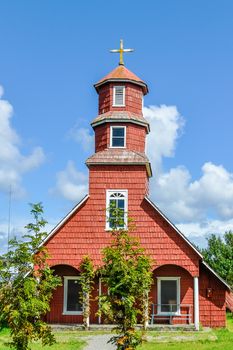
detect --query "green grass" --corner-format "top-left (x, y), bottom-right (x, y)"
top-left (0, 314), bottom-right (233, 350)
top-left (0, 329), bottom-right (86, 350)
top-left (138, 313), bottom-right (233, 350)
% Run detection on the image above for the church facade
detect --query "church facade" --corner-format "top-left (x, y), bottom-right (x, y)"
top-left (43, 50), bottom-right (230, 329)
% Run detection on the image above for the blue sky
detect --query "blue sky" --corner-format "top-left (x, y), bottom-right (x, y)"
top-left (0, 0), bottom-right (233, 251)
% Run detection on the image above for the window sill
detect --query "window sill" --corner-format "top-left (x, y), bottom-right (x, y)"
top-left (112, 104), bottom-right (125, 107)
top-left (109, 146), bottom-right (126, 149)
top-left (105, 226), bottom-right (128, 231)
top-left (62, 312), bottom-right (83, 316)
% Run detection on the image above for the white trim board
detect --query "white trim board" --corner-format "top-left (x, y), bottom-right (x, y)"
top-left (63, 276), bottom-right (83, 315)
top-left (110, 125), bottom-right (126, 148)
top-left (106, 189), bottom-right (128, 230)
top-left (91, 119), bottom-right (150, 133)
top-left (157, 277), bottom-right (181, 315)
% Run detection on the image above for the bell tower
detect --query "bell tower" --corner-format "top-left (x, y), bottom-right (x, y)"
top-left (86, 41), bottom-right (152, 225)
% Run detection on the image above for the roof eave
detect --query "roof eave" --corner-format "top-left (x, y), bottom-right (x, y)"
top-left (202, 261), bottom-right (231, 290)
top-left (94, 78), bottom-right (148, 95)
top-left (91, 118), bottom-right (150, 133)
top-left (86, 161), bottom-right (152, 177)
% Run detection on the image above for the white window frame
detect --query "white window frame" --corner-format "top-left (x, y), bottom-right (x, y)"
top-left (106, 189), bottom-right (128, 230)
top-left (157, 277), bottom-right (181, 315)
top-left (113, 85), bottom-right (125, 107)
top-left (110, 125), bottom-right (126, 148)
top-left (63, 276), bottom-right (83, 315)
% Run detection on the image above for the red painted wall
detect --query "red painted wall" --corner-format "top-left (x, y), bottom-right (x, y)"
top-left (94, 123), bottom-right (146, 153)
top-left (45, 168), bottom-right (200, 278)
top-left (98, 82), bottom-right (143, 115)
top-left (46, 265), bottom-right (100, 324)
top-left (44, 71), bottom-right (227, 327)
top-left (150, 265), bottom-right (194, 324)
top-left (199, 264), bottom-right (226, 327)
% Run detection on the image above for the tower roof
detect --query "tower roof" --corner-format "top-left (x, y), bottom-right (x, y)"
top-left (94, 65), bottom-right (148, 95)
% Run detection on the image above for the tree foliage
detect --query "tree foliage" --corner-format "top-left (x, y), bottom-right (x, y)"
top-left (79, 256), bottom-right (95, 329)
top-left (99, 208), bottom-right (153, 350)
top-left (0, 203), bottom-right (61, 350)
top-left (202, 231), bottom-right (233, 287)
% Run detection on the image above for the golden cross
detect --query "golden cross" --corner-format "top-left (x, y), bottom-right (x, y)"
top-left (110, 39), bottom-right (134, 66)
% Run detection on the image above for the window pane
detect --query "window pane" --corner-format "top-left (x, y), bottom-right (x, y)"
top-left (114, 86), bottom-right (124, 105)
top-left (161, 280), bottom-right (177, 312)
top-left (112, 137), bottom-right (124, 147)
top-left (109, 197), bottom-right (125, 228)
top-left (118, 199), bottom-right (125, 209)
top-left (113, 128), bottom-right (125, 137)
top-left (67, 279), bottom-right (82, 312)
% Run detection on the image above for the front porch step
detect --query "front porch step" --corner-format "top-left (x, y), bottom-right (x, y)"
top-left (50, 323), bottom-right (196, 332)
top-left (148, 324), bottom-right (196, 331)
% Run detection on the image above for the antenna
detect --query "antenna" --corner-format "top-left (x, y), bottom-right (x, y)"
top-left (7, 185), bottom-right (12, 252)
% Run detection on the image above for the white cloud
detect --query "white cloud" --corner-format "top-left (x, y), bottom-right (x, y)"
top-left (144, 105), bottom-right (184, 171)
top-left (0, 86), bottom-right (45, 196)
top-left (144, 105), bottom-right (233, 229)
top-left (0, 221), bottom-right (26, 254)
top-left (0, 86), bottom-right (4, 98)
top-left (68, 125), bottom-right (94, 152)
top-left (52, 160), bottom-right (88, 201)
top-left (177, 218), bottom-right (233, 239)
top-left (51, 104), bottom-right (233, 243)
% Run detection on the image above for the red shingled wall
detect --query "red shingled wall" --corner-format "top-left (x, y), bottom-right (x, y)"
top-left (151, 265), bottom-right (194, 324)
top-left (199, 264), bottom-right (226, 327)
top-left (94, 122), bottom-right (146, 153)
top-left (226, 291), bottom-right (233, 312)
top-left (45, 165), bottom-right (199, 276)
top-left (45, 265), bottom-right (100, 324)
top-left (98, 82), bottom-right (143, 115)
top-left (44, 165), bottom-right (226, 326)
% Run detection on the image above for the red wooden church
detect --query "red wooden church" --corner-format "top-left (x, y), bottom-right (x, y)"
top-left (43, 42), bottom-right (230, 329)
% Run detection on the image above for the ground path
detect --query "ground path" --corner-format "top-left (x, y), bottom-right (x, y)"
top-left (83, 334), bottom-right (115, 350)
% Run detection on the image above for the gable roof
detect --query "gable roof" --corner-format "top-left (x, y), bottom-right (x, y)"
top-left (145, 196), bottom-right (203, 258)
top-left (40, 195), bottom-right (89, 247)
top-left (145, 196), bottom-right (231, 290)
top-left (40, 192), bottom-right (230, 290)
top-left (202, 261), bottom-right (231, 290)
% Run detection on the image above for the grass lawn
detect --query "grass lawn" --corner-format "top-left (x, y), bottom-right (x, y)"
top-left (0, 314), bottom-right (233, 349)
top-left (0, 328), bottom-right (86, 350)
top-left (139, 313), bottom-right (233, 350)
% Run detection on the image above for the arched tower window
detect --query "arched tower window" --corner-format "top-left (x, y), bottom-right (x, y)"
top-left (106, 190), bottom-right (128, 229)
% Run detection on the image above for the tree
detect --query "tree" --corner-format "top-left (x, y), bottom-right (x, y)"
top-left (0, 203), bottom-right (61, 350)
top-left (202, 231), bottom-right (233, 287)
top-left (79, 255), bottom-right (95, 330)
top-left (98, 207), bottom-right (153, 350)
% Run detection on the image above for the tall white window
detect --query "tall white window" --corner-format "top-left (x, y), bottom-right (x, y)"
top-left (113, 86), bottom-right (125, 106)
top-left (157, 277), bottom-right (180, 315)
top-left (106, 190), bottom-right (128, 229)
top-left (63, 276), bottom-right (82, 315)
top-left (110, 126), bottom-right (126, 148)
